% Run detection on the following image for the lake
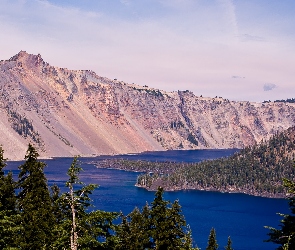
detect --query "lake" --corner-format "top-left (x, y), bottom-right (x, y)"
top-left (6, 149), bottom-right (289, 250)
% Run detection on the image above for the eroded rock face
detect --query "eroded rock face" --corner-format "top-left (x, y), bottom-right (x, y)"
top-left (0, 51), bottom-right (294, 159)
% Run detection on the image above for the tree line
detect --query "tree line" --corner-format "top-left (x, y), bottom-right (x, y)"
top-left (0, 144), bottom-right (234, 250)
top-left (116, 126), bottom-right (295, 197)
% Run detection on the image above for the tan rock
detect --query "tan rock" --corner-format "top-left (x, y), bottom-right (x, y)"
top-left (0, 51), bottom-right (294, 160)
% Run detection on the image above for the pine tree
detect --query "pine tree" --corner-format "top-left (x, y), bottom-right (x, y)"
top-left (0, 146), bottom-right (16, 213)
top-left (224, 236), bottom-right (233, 250)
top-left (0, 146), bottom-right (20, 249)
top-left (266, 168), bottom-right (295, 249)
top-left (116, 186), bottom-right (196, 249)
top-left (206, 228), bottom-right (218, 250)
top-left (17, 144), bottom-right (56, 249)
top-left (116, 206), bottom-right (151, 250)
top-left (149, 187), bottom-right (195, 249)
top-left (55, 156), bottom-right (118, 249)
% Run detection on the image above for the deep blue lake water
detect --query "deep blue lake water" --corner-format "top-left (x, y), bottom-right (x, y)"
top-left (6, 149), bottom-right (289, 250)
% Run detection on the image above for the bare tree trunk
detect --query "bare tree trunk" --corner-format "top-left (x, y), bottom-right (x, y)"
top-left (70, 183), bottom-right (78, 250)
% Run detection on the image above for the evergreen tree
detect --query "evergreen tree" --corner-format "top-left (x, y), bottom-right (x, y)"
top-left (206, 228), bottom-right (218, 250)
top-left (224, 236), bottom-right (233, 250)
top-left (0, 146), bottom-right (20, 249)
top-left (17, 144), bottom-right (56, 249)
top-left (116, 206), bottom-right (151, 250)
top-left (116, 187), bottom-right (195, 249)
top-left (54, 157), bottom-right (118, 249)
top-left (266, 168), bottom-right (295, 249)
top-left (0, 146), bottom-right (16, 212)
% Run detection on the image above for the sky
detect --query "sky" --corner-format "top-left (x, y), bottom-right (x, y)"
top-left (0, 0), bottom-right (294, 102)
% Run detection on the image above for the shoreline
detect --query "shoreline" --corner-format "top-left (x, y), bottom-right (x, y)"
top-left (94, 163), bottom-right (287, 199)
top-left (135, 183), bottom-right (286, 199)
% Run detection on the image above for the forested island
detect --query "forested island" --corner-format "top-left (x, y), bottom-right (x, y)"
top-left (95, 126), bottom-right (295, 198)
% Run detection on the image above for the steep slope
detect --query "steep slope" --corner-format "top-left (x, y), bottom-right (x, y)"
top-left (0, 51), bottom-right (163, 159)
top-left (0, 51), bottom-right (294, 160)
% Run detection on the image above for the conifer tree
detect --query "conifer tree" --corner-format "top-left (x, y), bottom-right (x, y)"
top-left (150, 187), bottom-right (194, 249)
top-left (225, 236), bottom-right (233, 250)
top-left (116, 206), bottom-right (151, 250)
top-left (116, 187), bottom-right (195, 249)
top-left (0, 146), bottom-right (19, 249)
top-left (55, 156), bottom-right (118, 249)
top-left (17, 144), bottom-right (56, 249)
top-left (266, 167), bottom-right (295, 249)
top-left (206, 228), bottom-right (218, 250)
top-left (0, 146), bottom-right (16, 213)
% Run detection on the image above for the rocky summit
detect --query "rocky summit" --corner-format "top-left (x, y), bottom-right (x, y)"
top-left (0, 51), bottom-right (294, 160)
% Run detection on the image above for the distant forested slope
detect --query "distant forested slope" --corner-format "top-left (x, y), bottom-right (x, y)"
top-left (96, 126), bottom-right (295, 198)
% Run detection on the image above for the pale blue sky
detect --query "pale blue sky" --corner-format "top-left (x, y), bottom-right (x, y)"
top-left (0, 0), bottom-right (294, 101)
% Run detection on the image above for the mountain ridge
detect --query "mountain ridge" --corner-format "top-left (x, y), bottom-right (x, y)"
top-left (0, 51), bottom-right (294, 160)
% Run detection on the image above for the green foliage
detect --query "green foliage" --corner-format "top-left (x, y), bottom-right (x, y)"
top-left (187, 132), bottom-right (198, 146)
top-left (266, 165), bottom-right (295, 249)
top-left (116, 187), bottom-right (196, 250)
top-left (0, 146), bottom-right (16, 212)
top-left (224, 236), bottom-right (233, 250)
top-left (0, 145), bottom-right (233, 250)
top-left (6, 108), bottom-right (43, 146)
top-left (54, 156), bottom-right (119, 249)
top-left (112, 126), bottom-right (295, 197)
top-left (118, 205), bottom-right (152, 249)
top-left (273, 98), bottom-right (295, 103)
top-left (0, 146), bottom-right (19, 249)
top-left (132, 86), bottom-right (164, 98)
top-left (17, 144), bottom-right (56, 249)
top-left (0, 211), bottom-right (22, 250)
top-left (206, 228), bottom-right (218, 250)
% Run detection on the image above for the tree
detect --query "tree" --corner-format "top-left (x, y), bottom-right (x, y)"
top-left (266, 170), bottom-right (295, 250)
top-left (206, 228), bottom-right (218, 250)
top-left (0, 146), bottom-right (19, 249)
top-left (17, 144), bottom-right (56, 249)
top-left (116, 205), bottom-right (151, 250)
top-left (116, 186), bottom-right (195, 250)
top-left (224, 236), bottom-right (233, 250)
top-left (150, 187), bottom-right (193, 249)
top-left (55, 156), bottom-right (119, 249)
top-left (0, 146), bottom-right (16, 212)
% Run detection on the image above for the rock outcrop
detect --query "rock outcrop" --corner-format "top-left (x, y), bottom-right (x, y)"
top-left (0, 51), bottom-right (294, 160)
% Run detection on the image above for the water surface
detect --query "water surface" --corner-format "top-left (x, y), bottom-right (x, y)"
top-left (6, 150), bottom-right (288, 250)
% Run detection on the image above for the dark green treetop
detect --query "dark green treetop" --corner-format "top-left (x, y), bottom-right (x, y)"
top-left (17, 144), bottom-right (56, 249)
top-left (0, 146), bottom-right (19, 250)
top-left (225, 236), bottom-right (233, 250)
top-left (54, 156), bottom-right (119, 249)
top-left (206, 228), bottom-right (218, 250)
top-left (116, 186), bottom-right (196, 250)
top-left (266, 164), bottom-right (295, 250)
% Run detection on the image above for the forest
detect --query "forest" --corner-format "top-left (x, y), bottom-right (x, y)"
top-left (96, 127), bottom-right (295, 198)
top-left (0, 144), bottom-right (235, 250)
top-left (0, 144), bottom-right (295, 249)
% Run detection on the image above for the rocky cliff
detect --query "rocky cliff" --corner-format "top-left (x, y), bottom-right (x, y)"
top-left (0, 51), bottom-right (294, 160)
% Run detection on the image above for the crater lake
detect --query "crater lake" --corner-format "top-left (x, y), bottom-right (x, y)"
top-left (6, 149), bottom-right (289, 250)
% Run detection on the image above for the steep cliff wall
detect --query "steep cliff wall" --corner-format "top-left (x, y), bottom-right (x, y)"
top-left (0, 51), bottom-right (294, 159)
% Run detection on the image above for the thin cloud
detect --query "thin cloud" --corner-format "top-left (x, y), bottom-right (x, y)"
top-left (240, 34), bottom-right (264, 42)
top-left (0, 0), bottom-right (294, 102)
top-left (218, 0), bottom-right (239, 36)
top-left (263, 83), bottom-right (277, 91)
top-left (232, 75), bottom-right (245, 79)
top-left (120, 0), bottom-right (131, 6)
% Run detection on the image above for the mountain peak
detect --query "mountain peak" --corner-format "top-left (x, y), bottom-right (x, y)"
top-left (9, 50), bottom-right (29, 61)
top-left (9, 51), bottom-right (45, 67)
